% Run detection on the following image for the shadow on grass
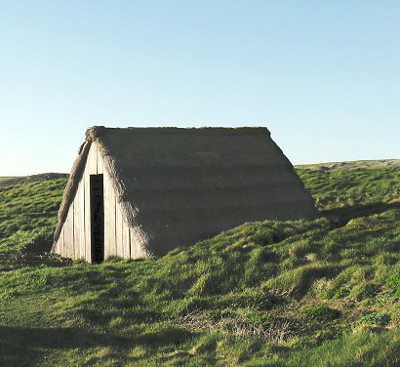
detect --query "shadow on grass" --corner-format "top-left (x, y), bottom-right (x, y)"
top-left (322, 202), bottom-right (400, 224)
top-left (0, 325), bottom-right (194, 366)
top-left (1, 235), bottom-right (74, 271)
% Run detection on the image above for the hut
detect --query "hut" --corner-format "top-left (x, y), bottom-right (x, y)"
top-left (52, 127), bottom-right (318, 262)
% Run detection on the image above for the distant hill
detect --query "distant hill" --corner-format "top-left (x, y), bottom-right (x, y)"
top-left (0, 173), bottom-right (68, 187)
top-left (295, 159), bottom-right (400, 170)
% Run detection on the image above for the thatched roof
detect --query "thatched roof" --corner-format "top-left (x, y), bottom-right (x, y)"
top-left (54, 127), bottom-right (319, 255)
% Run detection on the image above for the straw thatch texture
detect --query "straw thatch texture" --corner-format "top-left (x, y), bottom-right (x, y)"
top-left (53, 140), bottom-right (91, 243)
top-left (79, 127), bottom-right (318, 256)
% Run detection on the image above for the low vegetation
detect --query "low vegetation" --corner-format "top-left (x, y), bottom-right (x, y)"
top-left (0, 165), bottom-right (400, 366)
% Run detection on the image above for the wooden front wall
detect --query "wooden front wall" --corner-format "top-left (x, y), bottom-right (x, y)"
top-left (52, 143), bottom-right (146, 262)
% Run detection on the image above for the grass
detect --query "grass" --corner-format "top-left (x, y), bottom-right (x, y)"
top-left (0, 166), bottom-right (400, 366)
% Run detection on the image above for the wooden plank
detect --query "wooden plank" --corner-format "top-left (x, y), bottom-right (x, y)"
top-left (60, 229), bottom-right (64, 256)
top-left (63, 206), bottom-right (73, 259)
top-left (73, 189), bottom-right (80, 260)
top-left (54, 228), bottom-right (63, 255)
top-left (92, 141), bottom-right (98, 175)
top-left (115, 201), bottom-right (123, 258)
top-left (84, 171), bottom-right (91, 262)
top-left (111, 185), bottom-right (116, 258)
top-left (57, 228), bottom-right (61, 257)
top-left (79, 176), bottom-right (86, 260)
top-left (71, 202), bottom-right (75, 259)
top-left (97, 143), bottom-right (104, 174)
top-left (122, 218), bottom-right (130, 259)
top-left (63, 227), bottom-right (67, 258)
top-left (64, 210), bottom-right (70, 259)
top-left (104, 171), bottom-right (116, 259)
top-left (84, 145), bottom-right (96, 262)
top-left (129, 228), bottom-right (136, 259)
top-left (61, 227), bottom-right (65, 258)
top-left (130, 227), bottom-right (147, 259)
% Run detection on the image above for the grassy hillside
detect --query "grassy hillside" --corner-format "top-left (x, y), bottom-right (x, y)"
top-left (1, 166), bottom-right (400, 366)
top-left (0, 176), bottom-right (16, 183)
top-left (0, 173), bottom-right (68, 188)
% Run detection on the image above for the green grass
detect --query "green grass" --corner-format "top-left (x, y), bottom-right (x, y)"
top-left (1, 166), bottom-right (400, 366)
top-left (0, 178), bottom-right (68, 271)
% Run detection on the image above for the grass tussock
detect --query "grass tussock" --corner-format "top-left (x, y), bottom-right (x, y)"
top-left (0, 166), bottom-right (400, 366)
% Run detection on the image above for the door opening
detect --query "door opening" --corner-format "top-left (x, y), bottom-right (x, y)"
top-left (90, 174), bottom-right (104, 263)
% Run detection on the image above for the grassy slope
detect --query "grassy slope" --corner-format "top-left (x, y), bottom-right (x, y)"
top-left (0, 177), bottom-right (17, 182)
top-left (1, 167), bottom-right (400, 366)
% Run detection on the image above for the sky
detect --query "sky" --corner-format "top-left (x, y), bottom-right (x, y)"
top-left (0, 1), bottom-right (399, 176)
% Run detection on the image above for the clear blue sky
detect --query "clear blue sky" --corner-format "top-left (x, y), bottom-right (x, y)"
top-left (1, 1), bottom-right (399, 175)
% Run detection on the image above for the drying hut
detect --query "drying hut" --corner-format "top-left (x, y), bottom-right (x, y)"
top-left (52, 127), bottom-right (318, 262)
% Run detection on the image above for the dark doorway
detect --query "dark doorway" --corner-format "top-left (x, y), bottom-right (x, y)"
top-left (90, 174), bottom-right (104, 263)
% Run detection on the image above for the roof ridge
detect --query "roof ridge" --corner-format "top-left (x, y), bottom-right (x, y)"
top-left (85, 126), bottom-right (271, 141)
